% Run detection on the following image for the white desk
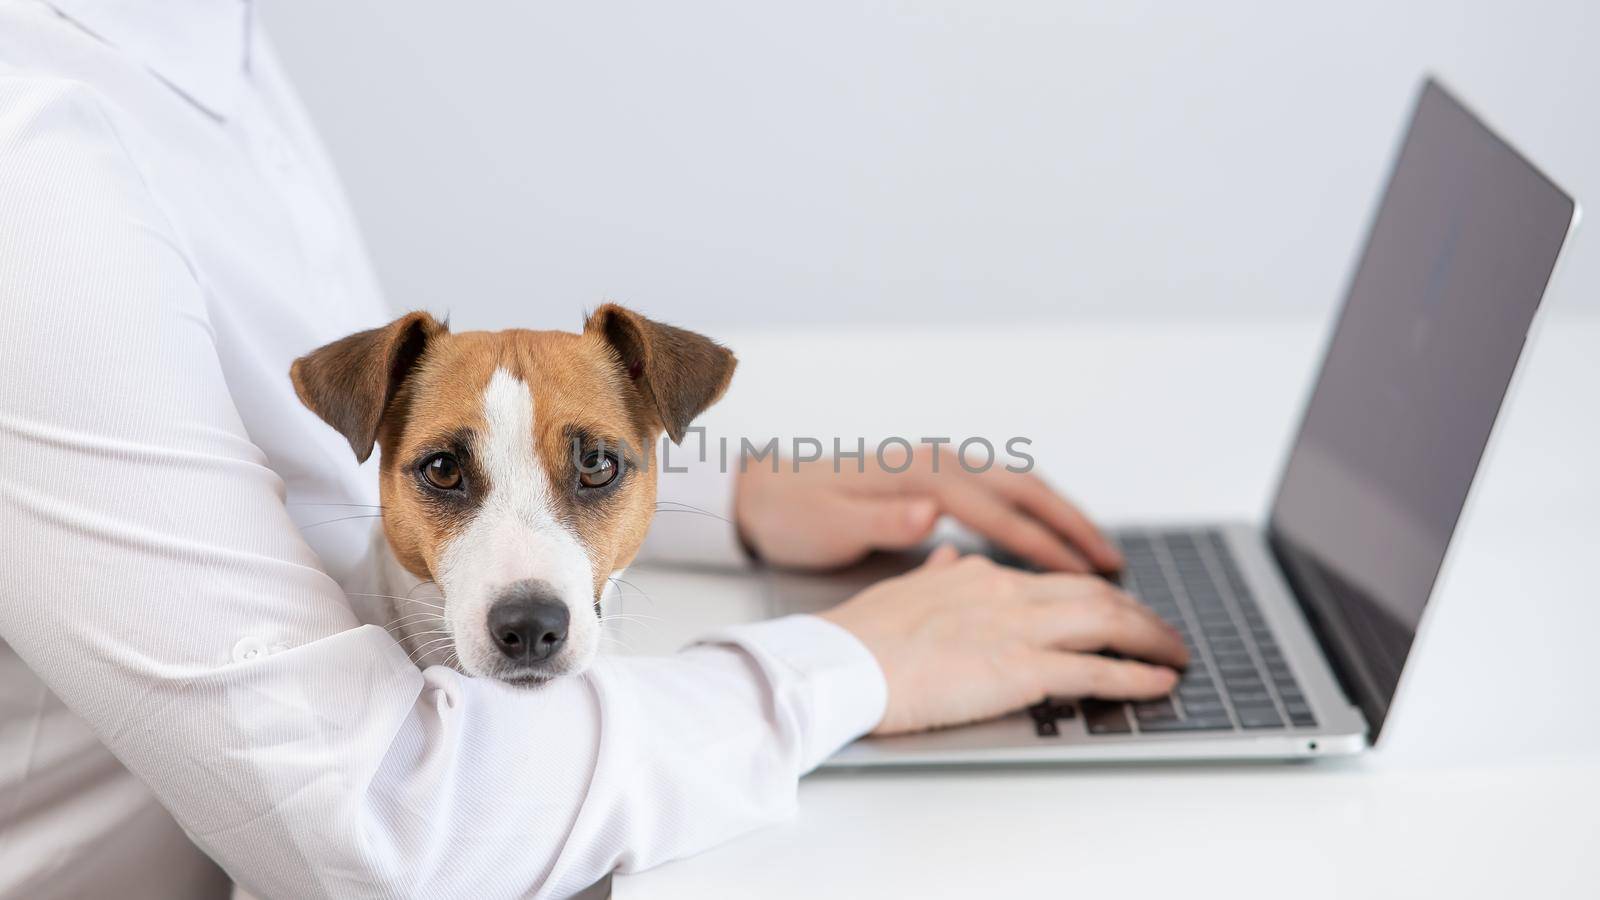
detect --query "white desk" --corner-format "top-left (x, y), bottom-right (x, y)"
top-left (611, 314), bottom-right (1600, 899)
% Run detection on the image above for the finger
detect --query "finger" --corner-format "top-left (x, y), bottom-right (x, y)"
top-left (931, 479), bottom-right (1093, 573)
top-left (787, 492), bottom-right (939, 567)
top-left (1032, 651), bottom-right (1181, 700)
top-left (1025, 583), bottom-right (1189, 669)
top-left (838, 494), bottom-right (940, 551)
top-left (922, 543), bottom-right (961, 568)
top-left (1031, 571), bottom-right (1175, 620)
top-left (746, 489), bottom-right (933, 570)
top-left (983, 471), bottom-right (1124, 572)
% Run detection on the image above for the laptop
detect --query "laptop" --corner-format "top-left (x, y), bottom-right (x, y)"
top-left (763, 78), bottom-right (1580, 766)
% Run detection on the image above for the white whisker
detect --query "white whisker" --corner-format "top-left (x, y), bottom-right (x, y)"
top-left (392, 624), bottom-right (454, 637)
top-left (384, 612), bottom-right (447, 628)
top-left (598, 612), bottom-right (661, 624)
top-left (408, 636), bottom-right (456, 663)
top-left (348, 591), bottom-right (446, 611)
top-left (301, 513), bottom-right (385, 529)
top-left (288, 501), bottom-right (386, 509)
top-left (652, 501), bottom-right (733, 525)
top-left (606, 575), bottom-right (657, 606)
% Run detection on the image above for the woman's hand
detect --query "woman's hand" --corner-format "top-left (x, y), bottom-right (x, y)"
top-left (821, 547), bottom-right (1187, 735)
top-left (735, 446), bottom-right (1124, 573)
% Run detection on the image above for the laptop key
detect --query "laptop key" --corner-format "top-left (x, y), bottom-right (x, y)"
top-left (1082, 700), bottom-right (1133, 734)
top-left (1138, 716), bottom-right (1235, 733)
top-left (1028, 700), bottom-right (1076, 721)
top-left (1237, 707), bottom-right (1285, 729)
top-left (1132, 699), bottom-right (1179, 722)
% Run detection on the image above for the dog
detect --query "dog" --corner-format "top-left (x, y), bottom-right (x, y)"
top-left (290, 305), bottom-right (736, 684)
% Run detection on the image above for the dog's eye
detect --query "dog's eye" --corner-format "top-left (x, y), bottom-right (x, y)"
top-left (578, 451), bottom-right (619, 489)
top-left (420, 453), bottom-right (463, 491)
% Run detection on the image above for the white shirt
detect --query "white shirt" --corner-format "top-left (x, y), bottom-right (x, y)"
top-left (0, 2), bottom-right (886, 898)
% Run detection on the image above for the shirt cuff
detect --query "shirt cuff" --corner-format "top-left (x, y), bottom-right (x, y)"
top-left (699, 614), bottom-right (887, 772)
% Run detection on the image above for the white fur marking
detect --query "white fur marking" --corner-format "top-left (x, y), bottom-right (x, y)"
top-left (435, 368), bottom-right (598, 678)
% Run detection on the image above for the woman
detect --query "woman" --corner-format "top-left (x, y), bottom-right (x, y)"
top-left (0, 3), bottom-right (1182, 896)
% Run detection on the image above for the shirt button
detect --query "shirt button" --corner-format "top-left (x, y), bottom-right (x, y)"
top-left (232, 636), bottom-right (268, 662)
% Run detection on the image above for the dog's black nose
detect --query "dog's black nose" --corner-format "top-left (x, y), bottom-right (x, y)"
top-left (487, 586), bottom-right (569, 663)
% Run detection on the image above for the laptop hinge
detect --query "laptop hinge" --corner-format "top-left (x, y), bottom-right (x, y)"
top-left (1266, 528), bottom-right (1391, 737)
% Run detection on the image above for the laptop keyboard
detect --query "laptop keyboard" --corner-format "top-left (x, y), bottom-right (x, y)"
top-left (1024, 528), bottom-right (1317, 737)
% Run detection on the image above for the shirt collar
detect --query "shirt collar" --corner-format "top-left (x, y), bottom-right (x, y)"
top-left (44, 0), bottom-right (253, 118)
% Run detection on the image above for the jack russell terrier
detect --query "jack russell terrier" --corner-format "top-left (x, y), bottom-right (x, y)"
top-left (290, 305), bottom-right (736, 685)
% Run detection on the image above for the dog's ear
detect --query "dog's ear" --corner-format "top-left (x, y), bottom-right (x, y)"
top-left (290, 311), bottom-right (447, 463)
top-left (585, 304), bottom-right (736, 443)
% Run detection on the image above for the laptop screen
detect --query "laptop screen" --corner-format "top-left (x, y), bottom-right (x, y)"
top-left (1266, 80), bottom-right (1575, 739)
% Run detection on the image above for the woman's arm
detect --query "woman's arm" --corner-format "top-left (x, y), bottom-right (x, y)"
top-left (0, 78), bottom-right (883, 898)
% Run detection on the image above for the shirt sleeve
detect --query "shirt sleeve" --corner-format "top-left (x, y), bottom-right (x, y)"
top-left (0, 78), bottom-right (885, 899)
top-left (634, 430), bottom-right (753, 568)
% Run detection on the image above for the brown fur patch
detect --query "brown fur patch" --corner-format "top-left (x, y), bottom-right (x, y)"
top-left (290, 312), bottom-right (445, 463)
top-left (585, 304), bottom-right (737, 444)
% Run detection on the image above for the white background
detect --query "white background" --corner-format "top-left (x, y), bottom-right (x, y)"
top-left (261, 1), bottom-right (1597, 330)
